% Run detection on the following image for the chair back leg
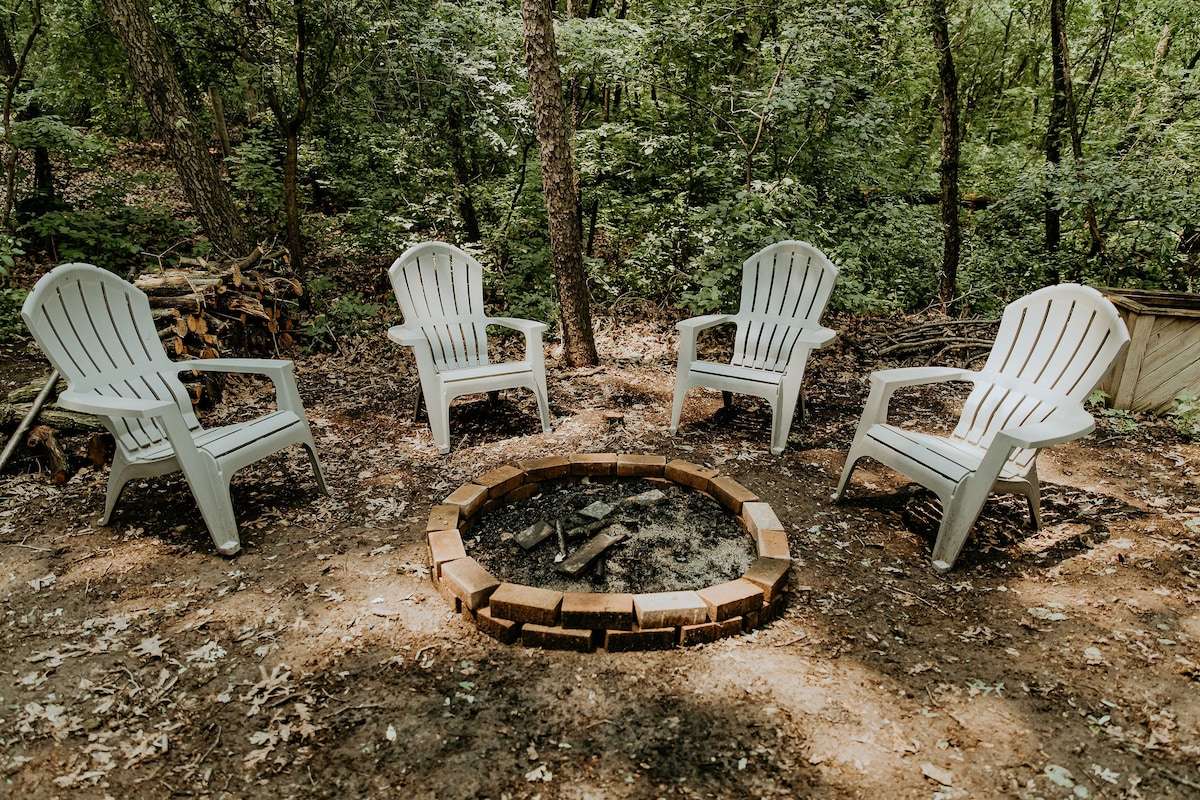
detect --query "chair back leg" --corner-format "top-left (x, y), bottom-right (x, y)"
top-left (669, 382), bottom-right (689, 434)
top-left (532, 379), bottom-right (552, 433)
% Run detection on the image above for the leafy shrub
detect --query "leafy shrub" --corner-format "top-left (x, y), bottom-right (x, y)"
top-left (1087, 390), bottom-right (1139, 435)
top-left (1168, 390), bottom-right (1200, 439)
top-left (302, 275), bottom-right (384, 351)
top-left (18, 184), bottom-right (194, 272)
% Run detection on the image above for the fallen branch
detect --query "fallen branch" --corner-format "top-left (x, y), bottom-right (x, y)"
top-left (0, 370), bottom-right (59, 473)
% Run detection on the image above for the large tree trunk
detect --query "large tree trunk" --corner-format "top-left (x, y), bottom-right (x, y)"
top-left (1049, 0), bottom-right (1104, 262)
top-left (102, 0), bottom-right (255, 257)
top-left (931, 0), bottom-right (960, 313)
top-left (520, 0), bottom-right (598, 367)
top-left (1044, 0), bottom-right (1067, 274)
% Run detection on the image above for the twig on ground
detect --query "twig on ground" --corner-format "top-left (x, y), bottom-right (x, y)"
top-left (891, 585), bottom-right (948, 616)
top-left (1157, 767), bottom-right (1200, 792)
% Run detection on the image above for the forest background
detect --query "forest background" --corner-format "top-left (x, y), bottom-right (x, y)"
top-left (0, 0), bottom-right (1198, 340)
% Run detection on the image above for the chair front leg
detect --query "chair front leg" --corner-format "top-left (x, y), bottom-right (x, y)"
top-left (158, 412), bottom-right (243, 555)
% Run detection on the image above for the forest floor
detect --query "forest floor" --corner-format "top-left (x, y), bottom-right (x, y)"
top-left (2, 268), bottom-right (1200, 800)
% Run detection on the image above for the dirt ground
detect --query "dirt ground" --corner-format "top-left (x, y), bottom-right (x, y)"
top-left (2, 298), bottom-right (1199, 800)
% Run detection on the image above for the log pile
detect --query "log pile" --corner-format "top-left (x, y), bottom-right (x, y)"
top-left (134, 247), bottom-right (307, 406)
top-left (871, 317), bottom-right (999, 367)
top-left (0, 374), bottom-right (107, 483)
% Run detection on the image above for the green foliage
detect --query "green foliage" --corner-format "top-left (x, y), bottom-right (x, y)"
top-left (6, 0), bottom-right (1200, 323)
top-left (1168, 390), bottom-right (1200, 439)
top-left (1087, 390), bottom-right (1140, 435)
top-left (228, 132), bottom-right (285, 221)
top-left (19, 184), bottom-right (194, 272)
top-left (301, 276), bottom-right (384, 351)
top-left (0, 233), bottom-right (28, 335)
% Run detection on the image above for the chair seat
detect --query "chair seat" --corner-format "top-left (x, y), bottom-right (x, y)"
top-left (131, 410), bottom-right (304, 464)
top-left (439, 361), bottom-right (534, 385)
top-left (866, 424), bottom-right (1026, 486)
top-left (688, 361), bottom-right (784, 387)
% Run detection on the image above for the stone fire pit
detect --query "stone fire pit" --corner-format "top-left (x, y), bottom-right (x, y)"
top-left (426, 453), bottom-right (791, 652)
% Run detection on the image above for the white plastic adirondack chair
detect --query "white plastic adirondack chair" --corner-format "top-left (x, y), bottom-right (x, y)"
top-left (387, 242), bottom-right (551, 454)
top-left (834, 284), bottom-right (1130, 572)
top-left (21, 262), bottom-right (330, 555)
top-left (669, 240), bottom-right (838, 454)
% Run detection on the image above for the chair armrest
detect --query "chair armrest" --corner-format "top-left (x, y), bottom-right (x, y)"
top-left (486, 316), bottom-right (548, 337)
top-left (56, 390), bottom-right (176, 419)
top-left (791, 326), bottom-right (837, 349)
top-left (176, 358), bottom-right (294, 380)
top-left (869, 366), bottom-right (974, 391)
top-left (675, 314), bottom-right (732, 333)
top-left (854, 367), bottom-right (977, 431)
top-left (175, 358), bottom-right (306, 416)
top-left (675, 314), bottom-right (733, 369)
top-left (386, 324), bottom-right (426, 347)
top-left (995, 411), bottom-right (1095, 450)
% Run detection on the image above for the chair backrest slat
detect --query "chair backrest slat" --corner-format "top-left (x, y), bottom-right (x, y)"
top-left (390, 243), bottom-right (491, 371)
top-left (731, 241), bottom-right (838, 372)
top-left (952, 284), bottom-right (1130, 468)
top-left (22, 263), bottom-right (201, 455)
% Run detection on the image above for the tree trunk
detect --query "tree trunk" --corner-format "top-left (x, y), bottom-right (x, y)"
top-left (520, 0), bottom-right (598, 367)
top-left (209, 85), bottom-right (232, 159)
top-left (281, 127), bottom-right (304, 275)
top-left (1049, 0), bottom-right (1104, 261)
top-left (0, 2), bottom-right (44, 231)
top-left (931, 0), bottom-right (960, 313)
top-left (1044, 0), bottom-right (1067, 274)
top-left (102, 0), bottom-right (255, 256)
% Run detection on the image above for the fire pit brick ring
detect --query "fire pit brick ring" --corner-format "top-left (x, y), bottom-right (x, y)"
top-left (426, 453), bottom-right (792, 652)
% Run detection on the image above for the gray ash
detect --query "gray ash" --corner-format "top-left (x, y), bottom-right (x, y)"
top-left (464, 478), bottom-right (754, 594)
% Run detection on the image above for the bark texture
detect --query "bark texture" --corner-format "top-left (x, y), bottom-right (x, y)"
top-left (102, 0), bottom-right (254, 256)
top-left (1049, 0), bottom-right (1105, 261)
top-left (931, 0), bottom-right (960, 312)
top-left (520, 0), bottom-right (598, 367)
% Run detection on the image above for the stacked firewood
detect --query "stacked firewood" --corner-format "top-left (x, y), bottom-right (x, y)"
top-left (134, 247), bottom-right (307, 406)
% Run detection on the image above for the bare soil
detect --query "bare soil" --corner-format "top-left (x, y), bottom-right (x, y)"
top-left (2, 298), bottom-right (1199, 800)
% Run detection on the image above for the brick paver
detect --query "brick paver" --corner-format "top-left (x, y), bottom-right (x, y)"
top-left (439, 557), bottom-right (500, 611)
top-left (664, 460), bottom-right (718, 492)
top-left (708, 476), bottom-right (759, 514)
top-left (679, 617), bottom-right (743, 646)
top-left (443, 482), bottom-right (488, 519)
top-left (521, 623), bottom-right (595, 652)
top-left (741, 557), bottom-right (790, 603)
top-left (569, 452), bottom-right (617, 476)
top-left (755, 528), bottom-right (791, 561)
top-left (475, 465), bottom-right (524, 498)
top-left (605, 626), bottom-right (676, 652)
top-left (616, 454), bottom-right (667, 478)
top-left (696, 579), bottom-right (764, 621)
top-left (561, 592), bottom-right (634, 630)
top-left (426, 504), bottom-right (460, 533)
top-left (633, 591), bottom-right (710, 628)
top-left (518, 455), bottom-right (570, 481)
top-left (489, 583), bottom-right (564, 626)
top-left (474, 606), bottom-right (521, 644)
top-left (427, 529), bottom-right (466, 579)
